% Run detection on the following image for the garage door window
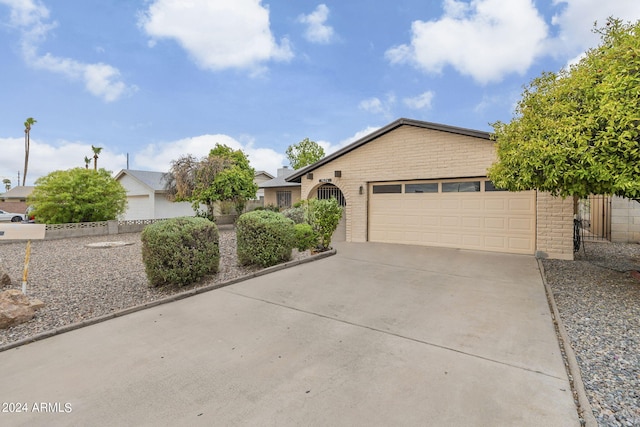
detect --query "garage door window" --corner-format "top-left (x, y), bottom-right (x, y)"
top-left (484, 181), bottom-right (507, 192)
top-left (372, 184), bottom-right (402, 194)
top-left (441, 181), bottom-right (480, 192)
top-left (405, 183), bottom-right (438, 193)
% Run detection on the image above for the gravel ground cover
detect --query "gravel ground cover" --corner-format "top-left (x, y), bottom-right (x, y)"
top-left (543, 241), bottom-right (640, 427)
top-left (0, 228), bottom-right (310, 347)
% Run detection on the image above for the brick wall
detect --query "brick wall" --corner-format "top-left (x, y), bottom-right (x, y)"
top-left (535, 193), bottom-right (574, 260)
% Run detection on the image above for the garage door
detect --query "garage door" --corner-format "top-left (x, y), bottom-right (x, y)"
top-left (368, 179), bottom-right (536, 254)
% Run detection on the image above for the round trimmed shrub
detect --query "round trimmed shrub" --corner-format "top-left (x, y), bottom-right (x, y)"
top-left (293, 223), bottom-right (318, 252)
top-left (236, 210), bottom-right (295, 267)
top-left (141, 217), bottom-right (219, 287)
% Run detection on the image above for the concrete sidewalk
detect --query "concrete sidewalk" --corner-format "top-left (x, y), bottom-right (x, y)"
top-left (0, 243), bottom-right (579, 426)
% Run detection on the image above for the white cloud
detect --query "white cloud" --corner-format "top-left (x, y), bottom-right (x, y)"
top-left (298, 4), bottom-right (335, 44)
top-left (0, 133), bottom-right (285, 186)
top-left (0, 137), bottom-right (128, 186)
top-left (404, 91), bottom-right (435, 110)
top-left (133, 134), bottom-right (285, 177)
top-left (385, 0), bottom-right (548, 84)
top-left (549, 0), bottom-right (640, 60)
top-left (139, 0), bottom-right (293, 72)
top-left (358, 93), bottom-right (396, 118)
top-left (0, 0), bottom-right (136, 102)
top-left (317, 126), bottom-right (381, 155)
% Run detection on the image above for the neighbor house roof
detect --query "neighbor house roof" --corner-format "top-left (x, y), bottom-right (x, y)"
top-left (286, 118), bottom-right (492, 183)
top-left (255, 170), bottom-right (275, 180)
top-left (115, 169), bottom-right (168, 192)
top-left (259, 168), bottom-right (300, 188)
top-left (1, 186), bottom-right (35, 200)
top-left (117, 169), bottom-right (279, 192)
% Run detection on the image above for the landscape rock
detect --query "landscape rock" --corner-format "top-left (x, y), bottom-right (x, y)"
top-left (0, 289), bottom-right (45, 329)
top-left (0, 266), bottom-right (11, 288)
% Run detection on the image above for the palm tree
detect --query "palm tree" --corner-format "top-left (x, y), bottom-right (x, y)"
top-left (23, 117), bottom-right (37, 186)
top-left (91, 145), bottom-right (103, 170)
top-left (2, 178), bottom-right (10, 191)
top-left (84, 156), bottom-right (91, 169)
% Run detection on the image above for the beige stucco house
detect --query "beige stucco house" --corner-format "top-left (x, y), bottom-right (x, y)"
top-left (286, 118), bottom-right (575, 260)
top-left (260, 167), bottom-right (302, 209)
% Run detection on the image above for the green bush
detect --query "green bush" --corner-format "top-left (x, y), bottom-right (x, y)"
top-left (141, 217), bottom-right (219, 287)
top-left (293, 223), bottom-right (318, 252)
top-left (281, 206), bottom-right (306, 224)
top-left (236, 210), bottom-right (295, 267)
top-left (308, 198), bottom-right (343, 251)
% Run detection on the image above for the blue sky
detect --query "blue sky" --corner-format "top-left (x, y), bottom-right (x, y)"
top-left (1, 0), bottom-right (640, 186)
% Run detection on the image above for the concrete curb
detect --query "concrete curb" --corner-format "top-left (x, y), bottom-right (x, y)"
top-left (0, 249), bottom-right (337, 353)
top-left (537, 259), bottom-right (598, 427)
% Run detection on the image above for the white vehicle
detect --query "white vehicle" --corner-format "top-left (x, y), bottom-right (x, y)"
top-left (0, 209), bottom-right (25, 222)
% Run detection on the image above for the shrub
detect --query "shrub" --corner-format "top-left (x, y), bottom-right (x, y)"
top-left (293, 223), bottom-right (318, 252)
top-left (236, 210), bottom-right (295, 267)
top-left (281, 206), bottom-right (306, 224)
top-left (141, 217), bottom-right (219, 287)
top-left (308, 198), bottom-right (343, 251)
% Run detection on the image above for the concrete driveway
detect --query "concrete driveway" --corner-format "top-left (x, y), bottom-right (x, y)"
top-left (0, 242), bottom-right (579, 426)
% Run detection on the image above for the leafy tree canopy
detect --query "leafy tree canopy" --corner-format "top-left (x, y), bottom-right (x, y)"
top-left (29, 168), bottom-right (127, 224)
top-left (286, 138), bottom-right (325, 170)
top-left (165, 144), bottom-right (258, 216)
top-left (488, 18), bottom-right (640, 199)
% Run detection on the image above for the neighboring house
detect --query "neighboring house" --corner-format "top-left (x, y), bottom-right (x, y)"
top-left (0, 186), bottom-right (34, 202)
top-left (253, 171), bottom-right (275, 201)
top-left (0, 186), bottom-right (34, 217)
top-left (260, 166), bottom-right (302, 209)
top-left (286, 118), bottom-right (576, 260)
top-left (115, 169), bottom-right (197, 221)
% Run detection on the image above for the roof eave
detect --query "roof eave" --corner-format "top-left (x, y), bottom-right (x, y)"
top-left (286, 118), bottom-right (492, 183)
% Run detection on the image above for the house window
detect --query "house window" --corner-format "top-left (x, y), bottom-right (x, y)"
top-left (276, 191), bottom-right (292, 208)
top-left (372, 184), bottom-right (402, 194)
top-left (405, 183), bottom-right (438, 193)
top-left (485, 181), bottom-right (506, 192)
top-left (441, 181), bottom-right (481, 192)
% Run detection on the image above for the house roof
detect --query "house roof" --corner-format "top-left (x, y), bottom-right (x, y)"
top-left (255, 170), bottom-right (275, 180)
top-left (286, 118), bottom-right (492, 183)
top-left (259, 168), bottom-right (300, 188)
top-left (1, 186), bottom-right (35, 200)
top-left (117, 169), bottom-right (280, 192)
top-left (115, 169), bottom-right (168, 192)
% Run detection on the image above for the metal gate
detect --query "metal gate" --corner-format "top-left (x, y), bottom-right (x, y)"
top-left (317, 184), bottom-right (346, 206)
top-left (575, 195), bottom-right (611, 244)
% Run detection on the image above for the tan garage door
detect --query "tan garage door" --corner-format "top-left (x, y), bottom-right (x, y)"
top-left (368, 179), bottom-right (536, 254)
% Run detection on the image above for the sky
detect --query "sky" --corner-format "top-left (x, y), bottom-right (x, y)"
top-left (1, 0), bottom-right (640, 186)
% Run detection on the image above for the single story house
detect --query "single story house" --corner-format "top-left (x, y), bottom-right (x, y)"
top-left (116, 169), bottom-right (269, 221)
top-left (115, 169), bottom-right (196, 220)
top-left (254, 171), bottom-right (275, 201)
top-left (0, 186), bottom-right (34, 215)
top-left (283, 118), bottom-right (575, 260)
top-left (259, 166), bottom-right (302, 209)
top-left (1, 186), bottom-right (34, 203)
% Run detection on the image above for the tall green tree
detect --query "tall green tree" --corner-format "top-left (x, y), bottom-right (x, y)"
top-left (165, 144), bottom-right (257, 218)
top-left (2, 178), bottom-right (10, 191)
top-left (488, 18), bottom-right (640, 199)
top-left (286, 138), bottom-right (325, 169)
top-left (22, 117), bottom-right (36, 186)
top-left (28, 168), bottom-right (127, 224)
top-left (84, 156), bottom-right (91, 169)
